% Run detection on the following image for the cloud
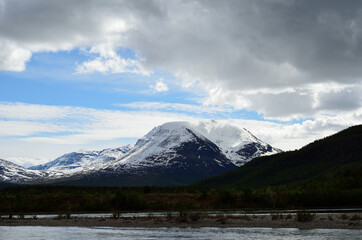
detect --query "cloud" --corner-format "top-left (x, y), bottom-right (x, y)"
top-left (0, 102), bottom-right (201, 147)
top-left (1, 102), bottom-right (360, 160)
top-left (6, 157), bottom-right (51, 168)
top-left (76, 56), bottom-right (151, 75)
top-left (118, 101), bottom-right (231, 114)
top-left (203, 83), bottom-right (362, 121)
top-left (315, 86), bottom-right (362, 111)
top-left (5, 101), bottom-right (358, 153)
top-left (0, 101), bottom-right (196, 166)
top-left (226, 109), bottom-right (362, 151)
top-left (150, 79), bottom-right (169, 92)
top-left (1, 0), bottom-right (361, 120)
top-left (0, 0), bottom-right (137, 70)
top-left (0, 40), bottom-right (31, 71)
top-left (0, 102), bottom-right (74, 120)
top-left (0, 120), bottom-right (70, 137)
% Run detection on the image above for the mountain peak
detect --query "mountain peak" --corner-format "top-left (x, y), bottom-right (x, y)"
top-left (2, 120), bottom-right (281, 186)
top-left (148, 120), bottom-right (281, 166)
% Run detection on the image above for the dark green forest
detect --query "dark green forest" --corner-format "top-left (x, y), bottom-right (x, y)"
top-left (195, 125), bottom-right (362, 189)
top-left (0, 185), bottom-right (361, 215)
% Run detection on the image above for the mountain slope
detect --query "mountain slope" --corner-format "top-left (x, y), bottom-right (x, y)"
top-left (185, 120), bottom-right (281, 166)
top-left (57, 122), bottom-right (238, 186)
top-left (29, 145), bottom-right (133, 171)
top-left (0, 159), bottom-right (44, 183)
top-left (195, 125), bottom-right (362, 188)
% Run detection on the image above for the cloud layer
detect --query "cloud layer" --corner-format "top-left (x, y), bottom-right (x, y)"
top-left (1, 0), bottom-right (361, 120)
top-left (0, 102), bottom-right (360, 166)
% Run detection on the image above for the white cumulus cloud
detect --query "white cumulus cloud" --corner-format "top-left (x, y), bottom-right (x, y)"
top-left (150, 79), bottom-right (169, 92)
top-left (76, 56), bottom-right (150, 75)
top-left (0, 40), bottom-right (31, 71)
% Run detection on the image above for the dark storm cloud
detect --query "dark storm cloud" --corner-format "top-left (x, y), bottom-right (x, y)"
top-left (123, 0), bottom-right (362, 89)
top-left (316, 86), bottom-right (362, 111)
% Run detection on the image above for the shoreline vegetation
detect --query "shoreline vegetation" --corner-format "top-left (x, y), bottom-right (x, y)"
top-left (0, 178), bottom-right (361, 230)
top-left (1, 186), bottom-right (361, 213)
top-left (0, 212), bottom-right (361, 229)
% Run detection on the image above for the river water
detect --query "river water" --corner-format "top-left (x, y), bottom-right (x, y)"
top-left (0, 226), bottom-right (361, 240)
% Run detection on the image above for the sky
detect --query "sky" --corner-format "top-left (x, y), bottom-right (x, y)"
top-left (0, 0), bottom-right (361, 167)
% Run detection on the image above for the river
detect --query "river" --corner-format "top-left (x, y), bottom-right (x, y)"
top-left (0, 226), bottom-right (361, 240)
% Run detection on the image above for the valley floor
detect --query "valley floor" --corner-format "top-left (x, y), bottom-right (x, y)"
top-left (0, 213), bottom-right (361, 229)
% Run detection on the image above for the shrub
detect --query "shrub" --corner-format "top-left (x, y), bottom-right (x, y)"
top-left (340, 214), bottom-right (349, 220)
top-left (200, 190), bottom-right (208, 200)
top-left (189, 212), bottom-right (201, 222)
top-left (114, 191), bottom-right (147, 211)
top-left (216, 214), bottom-right (227, 224)
top-left (239, 215), bottom-right (251, 221)
top-left (218, 189), bottom-right (237, 208)
top-left (112, 212), bottom-right (120, 219)
top-left (178, 210), bottom-right (188, 223)
top-left (349, 215), bottom-right (361, 221)
top-left (166, 212), bottom-right (173, 221)
top-left (270, 211), bottom-right (283, 220)
top-left (296, 210), bottom-right (315, 222)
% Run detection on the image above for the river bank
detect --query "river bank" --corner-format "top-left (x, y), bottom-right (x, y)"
top-left (0, 212), bottom-right (361, 229)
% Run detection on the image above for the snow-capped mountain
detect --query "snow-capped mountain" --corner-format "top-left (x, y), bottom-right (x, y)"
top-left (113, 121), bottom-right (236, 169)
top-left (0, 120), bottom-right (281, 186)
top-left (29, 144), bottom-right (134, 171)
top-left (181, 120), bottom-right (281, 166)
top-left (106, 121), bottom-right (280, 169)
top-left (67, 122), bottom-right (238, 186)
top-left (0, 159), bottom-right (44, 183)
top-left (61, 121), bottom-right (281, 186)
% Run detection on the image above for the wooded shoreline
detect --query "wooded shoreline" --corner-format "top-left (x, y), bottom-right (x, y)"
top-left (0, 212), bottom-right (361, 229)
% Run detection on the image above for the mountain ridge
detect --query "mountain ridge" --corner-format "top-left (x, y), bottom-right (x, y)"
top-left (1, 120), bottom-right (281, 186)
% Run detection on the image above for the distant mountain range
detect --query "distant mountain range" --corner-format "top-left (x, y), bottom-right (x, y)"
top-left (0, 120), bottom-right (280, 186)
top-left (195, 125), bottom-right (362, 189)
top-left (29, 145), bottom-right (134, 171)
